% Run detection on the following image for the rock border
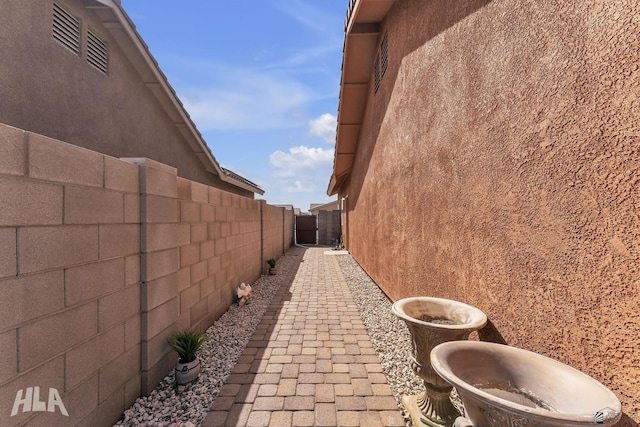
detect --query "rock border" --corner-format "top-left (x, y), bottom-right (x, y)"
top-left (115, 247), bottom-right (304, 427)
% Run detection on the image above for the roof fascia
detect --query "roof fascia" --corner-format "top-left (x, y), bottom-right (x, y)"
top-left (327, 0), bottom-right (397, 196)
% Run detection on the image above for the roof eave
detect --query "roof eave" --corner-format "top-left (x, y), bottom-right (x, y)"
top-left (327, 0), bottom-right (397, 196)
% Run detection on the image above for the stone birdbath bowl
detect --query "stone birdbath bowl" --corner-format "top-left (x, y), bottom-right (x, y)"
top-left (392, 297), bottom-right (488, 427)
top-left (430, 341), bottom-right (622, 427)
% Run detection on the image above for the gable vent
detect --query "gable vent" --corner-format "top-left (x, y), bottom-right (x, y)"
top-left (374, 32), bottom-right (388, 94)
top-left (380, 33), bottom-right (389, 78)
top-left (374, 54), bottom-right (381, 93)
top-left (87, 30), bottom-right (108, 74)
top-left (53, 3), bottom-right (80, 55)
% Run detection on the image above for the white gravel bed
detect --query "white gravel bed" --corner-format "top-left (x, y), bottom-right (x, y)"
top-left (114, 247), bottom-right (303, 427)
top-left (336, 254), bottom-right (464, 427)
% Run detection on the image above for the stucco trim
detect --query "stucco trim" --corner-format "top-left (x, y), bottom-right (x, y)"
top-left (83, 0), bottom-right (264, 195)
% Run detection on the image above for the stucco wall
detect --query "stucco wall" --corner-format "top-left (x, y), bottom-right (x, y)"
top-left (0, 123), bottom-right (293, 426)
top-left (0, 0), bottom-right (251, 196)
top-left (341, 0), bottom-right (639, 423)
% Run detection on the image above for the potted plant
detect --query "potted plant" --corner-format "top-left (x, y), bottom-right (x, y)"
top-left (267, 258), bottom-right (277, 275)
top-left (167, 330), bottom-right (208, 385)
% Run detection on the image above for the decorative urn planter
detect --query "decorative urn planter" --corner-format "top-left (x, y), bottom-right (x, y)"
top-left (431, 341), bottom-right (622, 427)
top-left (175, 358), bottom-right (201, 385)
top-left (392, 297), bottom-right (487, 427)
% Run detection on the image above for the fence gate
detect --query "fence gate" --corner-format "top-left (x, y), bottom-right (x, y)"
top-left (296, 215), bottom-right (317, 244)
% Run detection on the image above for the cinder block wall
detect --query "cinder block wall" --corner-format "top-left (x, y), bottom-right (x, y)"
top-left (0, 124), bottom-right (141, 426)
top-left (283, 208), bottom-right (295, 251)
top-left (176, 179), bottom-right (262, 331)
top-left (137, 170), bottom-right (269, 393)
top-left (261, 202), bottom-right (287, 270)
top-left (134, 158), bottom-right (180, 396)
top-left (0, 123), bottom-right (294, 426)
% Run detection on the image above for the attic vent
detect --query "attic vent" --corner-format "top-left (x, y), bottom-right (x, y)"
top-left (87, 30), bottom-right (108, 74)
top-left (380, 33), bottom-right (389, 77)
top-left (374, 55), bottom-right (381, 93)
top-left (53, 3), bottom-right (80, 55)
top-left (374, 32), bottom-right (388, 94)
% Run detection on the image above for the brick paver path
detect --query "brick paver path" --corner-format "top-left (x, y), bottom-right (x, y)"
top-left (201, 247), bottom-right (405, 426)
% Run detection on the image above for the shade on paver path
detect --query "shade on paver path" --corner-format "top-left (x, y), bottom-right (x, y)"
top-left (201, 247), bottom-right (405, 427)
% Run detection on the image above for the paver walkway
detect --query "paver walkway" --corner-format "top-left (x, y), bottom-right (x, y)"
top-left (201, 247), bottom-right (405, 426)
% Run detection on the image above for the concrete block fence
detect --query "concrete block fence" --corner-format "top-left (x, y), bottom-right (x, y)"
top-left (0, 123), bottom-right (293, 426)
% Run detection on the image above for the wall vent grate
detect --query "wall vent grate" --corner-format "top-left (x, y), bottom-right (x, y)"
top-left (380, 33), bottom-right (389, 78)
top-left (53, 3), bottom-right (80, 55)
top-left (87, 30), bottom-right (108, 74)
top-left (374, 32), bottom-right (388, 94)
top-left (374, 55), bottom-right (381, 93)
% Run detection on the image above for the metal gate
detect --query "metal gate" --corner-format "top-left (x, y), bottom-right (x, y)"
top-left (296, 215), bottom-right (317, 245)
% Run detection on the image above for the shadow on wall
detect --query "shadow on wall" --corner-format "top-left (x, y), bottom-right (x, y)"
top-left (618, 416), bottom-right (640, 427)
top-left (477, 319), bottom-right (508, 345)
top-left (475, 321), bottom-right (638, 427)
top-left (401, 0), bottom-right (493, 53)
top-left (344, 0), bottom-right (493, 212)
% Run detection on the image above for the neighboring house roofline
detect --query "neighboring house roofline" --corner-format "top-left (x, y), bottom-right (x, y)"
top-left (327, 0), bottom-right (396, 196)
top-left (84, 0), bottom-right (264, 195)
top-left (221, 167), bottom-right (263, 192)
top-left (309, 199), bottom-right (339, 213)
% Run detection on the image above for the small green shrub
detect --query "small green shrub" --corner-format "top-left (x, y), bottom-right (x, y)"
top-left (167, 330), bottom-right (208, 363)
top-left (266, 258), bottom-right (277, 268)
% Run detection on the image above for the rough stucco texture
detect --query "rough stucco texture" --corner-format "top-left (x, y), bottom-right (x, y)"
top-left (343, 0), bottom-right (640, 423)
top-left (0, 0), bottom-right (251, 196)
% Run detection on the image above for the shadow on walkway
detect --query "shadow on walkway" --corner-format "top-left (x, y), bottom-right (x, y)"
top-left (202, 247), bottom-right (404, 427)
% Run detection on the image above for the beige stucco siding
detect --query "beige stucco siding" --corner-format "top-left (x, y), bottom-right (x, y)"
top-left (341, 0), bottom-right (640, 422)
top-left (0, 0), bottom-right (251, 196)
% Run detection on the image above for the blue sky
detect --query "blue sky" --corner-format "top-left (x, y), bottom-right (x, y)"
top-left (122, 1), bottom-right (345, 211)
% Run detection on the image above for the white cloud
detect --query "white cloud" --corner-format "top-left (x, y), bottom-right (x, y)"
top-left (274, 0), bottom-right (343, 44)
top-left (308, 113), bottom-right (336, 144)
top-left (147, 0), bottom-right (344, 133)
top-left (267, 145), bottom-right (334, 208)
top-left (269, 146), bottom-right (334, 174)
top-left (178, 66), bottom-right (311, 131)
top-left (249, 143), bottom-right (336, 209)
top-left (284, 181), bottom-right (306, 193)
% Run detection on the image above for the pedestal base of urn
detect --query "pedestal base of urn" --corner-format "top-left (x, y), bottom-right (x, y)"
top-left (402, 389), bottom-right (460, 427)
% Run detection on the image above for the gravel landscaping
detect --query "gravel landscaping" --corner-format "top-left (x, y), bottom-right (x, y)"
top-left (337, 254), bottom-right (464, 426)
top-left (115, 247), bottom-right (461, 427)
top-left (114, 248), bottom-right (303, 427)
